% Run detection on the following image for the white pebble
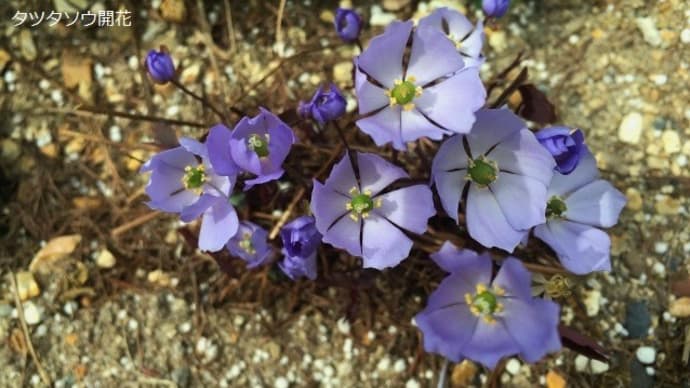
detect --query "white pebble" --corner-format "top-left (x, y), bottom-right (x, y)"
top-left (405, 378), bottom-right (421, 388)
top-left (336, 317), bottom-right (350, 334)
top-left (636, 17), bottom-right (662, 46)
top-left (650, 74), bottom-right (667, 85)
top-left (646, 366), bottom-right (655, 375)
top-left (652, 262), bottom-right (666, 277)
top-left (618, 112), bottom-right (643, 144)
top-left (274, 377), bottom-right (289, 388)
top-left (22, 302), bottom-right (42, 325)
top-left (505, 358), bottom-right (521, 375)
top-left (377, 356), bottom-right (391, 372)
top-left (681, 28), bottom-right (690, 44)
top-left (4, 70), bottom-right (16, 84)
top-left (575, 355), bottom-right (589, 372)
top-left (590, 359), bottom-right (609, 374)
top-left (568, 34), bottom-right (580, 44)
top-left (51, 89), bottom-right (63, 104)
top-left (636, 346), bottom-right (656, 364)
top-left (393, 359), bottom-right (406, 373)
top-left (654, 242), bottom-right (668, 254)
top-left (109, 125), bottom-right (122, 142)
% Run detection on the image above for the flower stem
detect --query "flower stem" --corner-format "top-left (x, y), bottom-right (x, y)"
top-left (331, 121), bottom-right (351, 152)
top-left (171, 79), bottom-right (245, 122)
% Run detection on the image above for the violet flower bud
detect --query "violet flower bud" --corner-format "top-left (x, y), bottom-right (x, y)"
top-left (145, 49), bottom-right (176, 84)
top-left (299, 84), bottom-right (347, 125)
top-left (334, 8), bottom-right (362, 43)
top-left (535, 127), bottom-right (585, 174)
top-left (278, 216), bottom-right (322, 280)
top-left (482, 0), bottom-right (510, 18)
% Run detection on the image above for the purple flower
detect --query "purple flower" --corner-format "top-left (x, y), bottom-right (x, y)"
top-left (533, 148), bottom-right (626, 274)
top-left (432, 109), bottom-right (555, 252)
top-left (207, 108), bottom-right (295, 189)
top-left (482, 0), bottom-right (510, 18)
top-left (226, 221), bottom-right (271, 268)
top-left (279, 216), bottom-right (322, 280)
top-left (355, 21), bottom-right (485, 150)
top-left (140, 137), bottom-right (239, 252)
top-left (334, 8), bottom-right (362, 43)
top-left (418, 7), bottom-right (485, 68)
top-left (311, 152), bottom-right (435, 269)
top-left (145, 49), bottom-right (176, 84)
top-left (298, 84), bottom-right (347, 125)
top-left (415, 242), bottom-right (561, 368)
top-left (535, 127), bottom-right (585, 174)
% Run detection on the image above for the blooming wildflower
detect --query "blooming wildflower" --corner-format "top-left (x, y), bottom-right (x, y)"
top-left (432, 109), bottom-right (555, 252)
top-left (311, 152), bottom-right (435, 269)
top-left (145, 49), bottom-right (176, 84)
top-left (226, 221), bottom-right (271, 268)
top-left (279, 216), bottom-right (322, 280)
top-left (418, 7), bottom-right (485, 68)
top-left (482, 0), bottom-right (510, 18)
top-left (298, 84), bottom-right (347, 125)
top-left (415, 242), bottom-right (561, 368)
top-left (533, 148), bottom-right (626, 274)
top-left (207, 108), bottom-right (295, 189)
top-left (141, 138), bottom-right (239, 251)
top-left (355, 21), bottom-right (486, 150)
top-left (535, 127), bottom-right (585, 174)
top-left (334, 8), bottom-right (362, 43)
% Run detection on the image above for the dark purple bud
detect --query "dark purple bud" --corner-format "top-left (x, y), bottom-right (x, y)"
top-left (145, 49), bottom-right (176, 84)
top-left (278, 216), bottom-right (322, 280)
top-left (334, 8), bottom-right (362, 43)
top-left (482, 0), bottom-right (510, 18)
top-left (299, 84), bottom-right (347, 125)
top-left (535, 127), bottom-right (585, 175)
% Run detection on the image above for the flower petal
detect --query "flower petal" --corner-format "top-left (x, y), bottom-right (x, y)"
top-left (356, 106), bottom-right (405, 150)
top-left (463, 319), bottom-right (519, 369)
top-left (466, 184), bottom-right (526, 252)
top-left (357, 21), bottom-right (412, 88)
top-left (417, 7), bottom-right (473, 40)
top-left (430, 243), bottom-right (493, 282)
top-left (465, 109), bottom-right (526, 157)
top-left (179, 137), bottom-right (208, 159)
top-left (534, 220), bottom-right (611, 274)
top-left (180, 194), bottom-right (217, 223)
top-left (401, 108), bottom-right (448, 142)
top-left (357, 152), bottom-right (408, 195)
top-left (375, 184), bottom-right (435, 233)
top-left (361, 213), bottom-right (413, 269)
top-left (432, 134), bottom-right (469, 172)
top-left (324, 152), bottom-right (359, 194)
top-left (199, 199), bottom-right (239, 252)
top-left (492, 258), bottom-right (532, 300)
top-left (501, 298), bottom-right (561, 363)
top-left (433, 170), bottom-right (467, 223)
top-left (458, 20), bottom-right (484, 63)
top-left (322, 217), bottom-right (362, 257)
top-left (310, 181), bottom-right (350, 234)
top-left (355, 59), bottom-right (389, 114)
top-left (415, 68), bottom-right (485, 134)
top-left (415, 303), bottom-right (478, 363)
top-left (548, 148), bottom-right (599, 197)
top-left (407, 25), bottom-right (464, 86)
top-left (489, 172), bottom-right (547, 230)
top-left (564, 180), bottom-right (626, 228)
top-left (206, 124), bottom-right (238, 176)
top-left (488, 129), bottom-right (556, 186)
top-left (141, 146), bottom-right (196, 173)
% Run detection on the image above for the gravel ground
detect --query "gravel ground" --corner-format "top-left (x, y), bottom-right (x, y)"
top-left (1, 0), bottom-right (690, 387)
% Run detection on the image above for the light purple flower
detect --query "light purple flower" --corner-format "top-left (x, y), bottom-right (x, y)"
top-left (279, 216), bottom-right (322, 280)
top-left (418, 7), bottom-right (485, 68)
top-left (482, 0), bottom-right (510, 18)
top-left (334, 8), bottom-right (362, 43)
top-left (533, 148), bottom-right (626, 274)
top-left (311, 152), bottom-right (435, 269)
top-left (535, 127), bottom-right (585, 174)
top-left (226, 221), bottom-right (271, 268)
top-left (207, 108), bottom-right (295, 189)
top-left (355, 21), bottom-right (486, 150)
top-left (415, 242), bottom-right (561, 368)
top-left (298, 84), bottom-right (347, 125)
top-left (141, 137), bottom-right (239, 252)
top-left (432, 108), bottom-right (555, 252)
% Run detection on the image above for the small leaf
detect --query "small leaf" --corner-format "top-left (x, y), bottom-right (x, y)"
top-left (558, 324), bottom-right (609, 363)
top-left (516, 84), bottom-right (557, 125)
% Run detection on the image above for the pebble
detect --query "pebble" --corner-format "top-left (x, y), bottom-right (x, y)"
top-left (574, 355), bottom-right (588, 372)
top-left (669, 297), bottom-right (690, 317)
top-left (630, 360), bottom-right (655, 388)
top-left (681, 28), bottom-right (690, 44)
top-left (333, 61), bottom-right (353, 85)
top-left (405, 379), bottom-right (421, 388)
top-left (635, 17), bottom-right (662, 47)
top-left (15, 271), bottom-right (40, 301)
top-left (369, 5), bottom-right (397, 26)
top-left (393, 359), bottom-right (406, 373)
top-left (584, 289), bottom-right (601, 317)
top-left (625, 300), bottom-right (651, 338)
top-left (95, 248), bottom-right (116, 269)
top-left (1, 139), bottom-right (21, 161)
top-left (336, 317), bottom-right (350, 334)
top-left (650, 74), bottom-right (667, 85)
top-left (636, 346), bottom-right (656, 364)
top-left (590, 359), bottom-right (609, 374)
top-left (661, 130), bottom-right (680, 154)
top-left (109, 126), bottom-right (122, 143)
top-left (618, 112), bottom-right (643, 144)
top-left (22, 301), bottom-right (43, 325)
top-left (505, 358), bottom-right (521, 375)
top-left (274, 377), bottom-right (289, 388)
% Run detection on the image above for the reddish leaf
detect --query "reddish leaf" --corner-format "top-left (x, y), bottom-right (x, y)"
top-left (559, 324), bottom-right (609, 363)
top-left (517, 84), bottom-right (557, 125)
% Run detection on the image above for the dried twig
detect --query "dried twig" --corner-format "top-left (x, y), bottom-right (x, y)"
top-left (11, 273), bottom-right (52, 386)
top-left (111, 211), bottom-right (160, 237)
top-left (275, 0), bottom-right (287, 49)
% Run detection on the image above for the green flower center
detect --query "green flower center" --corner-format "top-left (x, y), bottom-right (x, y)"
top-left (238, 233), bottom-right (256, 255)
top-left (472, 291), bottom-right (498, 315)
top-left (350, 193), bottom-right (374, 214)
top-left (183, 165), bottom-right (206, 190)
top-left (390, 80), bottom-right (418, 105)
top-left (468, 157), bottom-right (498, 186)
top-left (546, 196), bottom-right (567, 218)
top-left (247, 134), bottom-right (270, 157)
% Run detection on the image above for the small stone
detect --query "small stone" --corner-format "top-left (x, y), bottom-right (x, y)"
top-left (172, 367), bottom-right (191, 388)
top-left (382, 0), bottom-right (410, 11)
top-left (546, 370), bottom-right (566, 388)
top-left (584, 289), bottom-right (601, 317)
top-left (636, 346), bottom-right (656, 364)
top-left (1, 139), bottom-right (20, 161)
top-left (333, 61), bottom-right (353, 85)
top-left (669, 297), bottom-right (690, 317)
top-left (393, 359), bottom-right (406, 373)
top-left (625, 300), bottom-right (651, 338)
top-left (618, 112), bottom-right (644, 144)
top-left (488, 30), bottom-right (507, 53)
top-left (148, 269), bottom-right (171, 287)
top-left (626, 188), bottom-right (643, 211)
top-left (95, 249), bottom-right (116, 269)
top-left (160, 0), bottom-right (187, 23)
top-left (19, 30), bottom-right (37, 61)
top-left (22, 301), bottom-right (43, 325)
top-left (30, 234), bottom-right (82, 272)
top-left (650, 74), bottom-right (667, 86)
top-left (505, 358), bottom-right (521, 375)
top-left (590, 359), bottom-right (609, 374)
top-left (15, 271), bottom-right (40, 301)
top-left (655, 195), bottom-right (681, 215)
top-left (635, 17), bottom-right (662, 47)
top-left (180, 63), bottom-right (201, 85)
top-left (630, 360), bottom-right (655, 388)
top-left (370, 5), bottom-right (397, 27)
top-left (451, 360), bottom-right (477, 386)
top-left (274, 377), bottom-right (289, 388)
top-left (661, 130), bottom-right (681, 154)
top-left (574, 355), bottom-right (588, 372)
top-left (680, 28), bottom-right (690, 44)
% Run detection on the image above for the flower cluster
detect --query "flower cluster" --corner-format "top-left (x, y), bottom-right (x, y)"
top-left (138, 2), bottom-right (627, 373)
